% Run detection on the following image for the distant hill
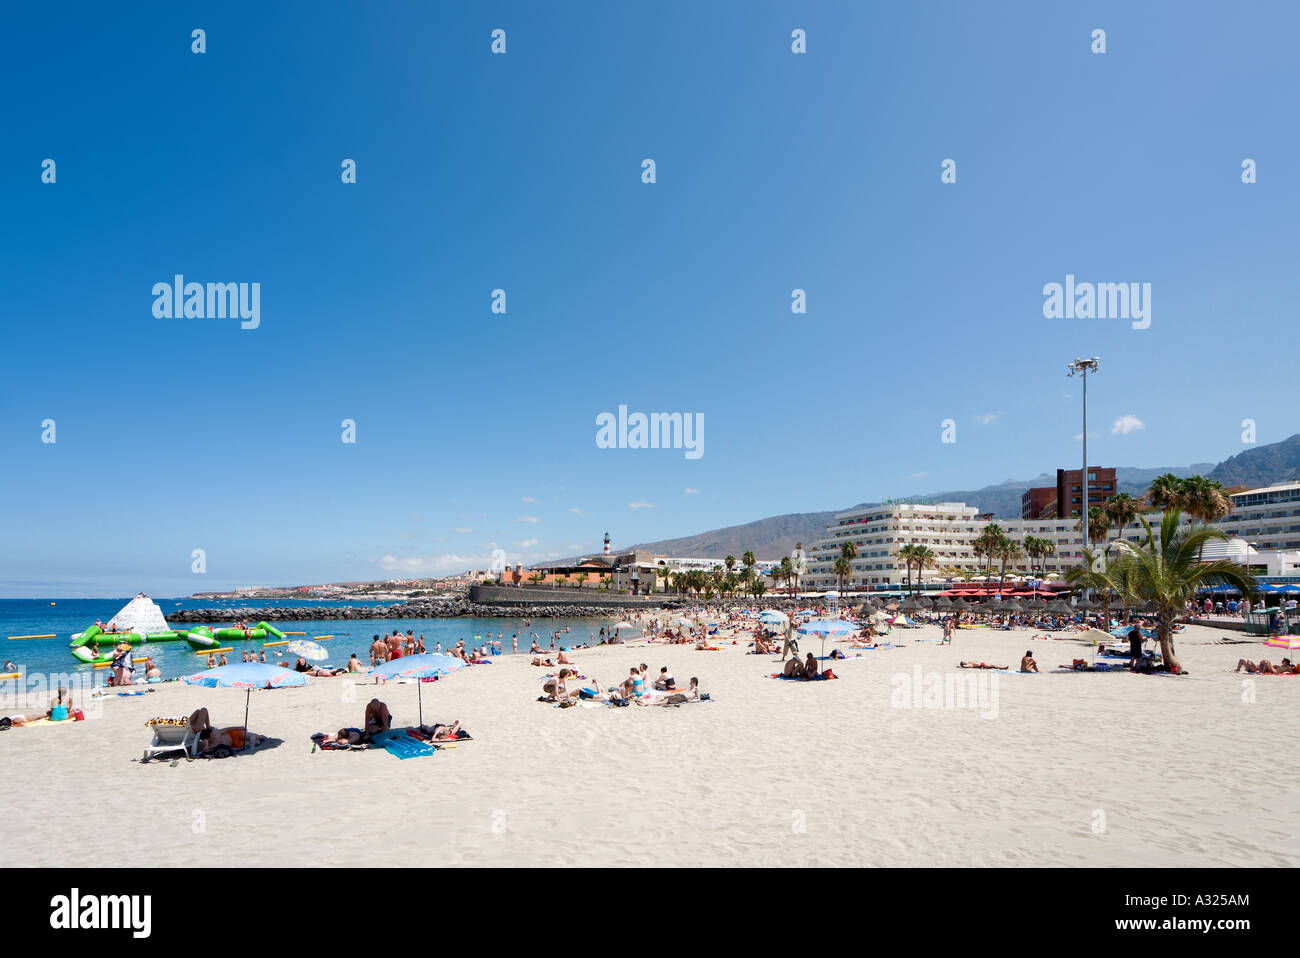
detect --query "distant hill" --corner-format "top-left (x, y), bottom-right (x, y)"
top-left (921, 463), bottom-right (1215, 519)
top-left (1209, 434), bottom-right (1300, 488)
top-left (617, 436), bottom-right (1300, 560)
top-left (626, 507), bottom-right (868, 560)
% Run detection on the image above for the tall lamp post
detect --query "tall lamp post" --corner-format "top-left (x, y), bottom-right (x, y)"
top-left (1067, 358), bottom-right (1100, 596)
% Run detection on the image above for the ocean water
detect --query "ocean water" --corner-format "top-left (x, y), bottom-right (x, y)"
top-left (0, 598), bottom-right (619, 688)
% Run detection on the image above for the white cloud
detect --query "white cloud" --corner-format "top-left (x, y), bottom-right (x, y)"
top-left (628, 501), bottom-right (655, 510)
top-left (973, 412), bottom-right (1001, 426)
top-left (684, 487), bottom-right (699, 495)
top-left (521, 496), bottom-right (538, 504)
top-left (515, 538), bottom-right (539, 548)
top-left (569, 507), bottom-right (583, 516)
top-left (454, 527), bottom-right (473, 534)
top-left (907, 471), bottom-right (928, 480)
top-left (1111, 415), bottom-right (1145, 436)
top-left (377, 553), bottom-right (486, 575)
top-left (515, 516), bottom-right (541, 524)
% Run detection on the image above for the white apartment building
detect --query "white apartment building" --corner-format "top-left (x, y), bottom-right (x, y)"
top-left (804, 481), bottom-right (1300, 592)
top-left (1217, 482), bottom-right (1300, 552)
top-left (803, 502), bottom-right (1089, 591)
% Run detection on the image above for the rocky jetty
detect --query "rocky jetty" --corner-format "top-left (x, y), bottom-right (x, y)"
top-left (169, 598), bottom-right (673, 623)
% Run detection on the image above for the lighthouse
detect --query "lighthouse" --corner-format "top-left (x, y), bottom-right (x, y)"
top-left (603, 531), bottom-right (611, 556)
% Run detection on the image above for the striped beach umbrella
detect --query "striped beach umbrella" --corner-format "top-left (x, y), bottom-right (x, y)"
top-left (1263, 635), bottom-right (1300, 650)
top-left (287, 639), bottom-right (328, 661)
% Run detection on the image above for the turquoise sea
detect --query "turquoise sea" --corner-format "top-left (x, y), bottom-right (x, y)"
top-left (0, 598), bottom-right (617, 687)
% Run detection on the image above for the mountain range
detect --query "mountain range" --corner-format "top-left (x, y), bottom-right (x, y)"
top-left (621, 434), bottom-right (1300, 560)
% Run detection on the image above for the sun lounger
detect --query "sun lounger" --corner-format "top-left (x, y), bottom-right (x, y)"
top-left (142, 723), bottom-right (201, 762)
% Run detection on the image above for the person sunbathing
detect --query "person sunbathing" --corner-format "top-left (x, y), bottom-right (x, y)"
top-left (347, 654), bottom-right (364, 672)
top-left (556, 649), bottom-right (573, 665)
top-left (531, 656), bottom-right (555, 667)
top-left (781, 657), bottom-right (805, 678)
top-left (654, 667), bottom-right (676, 691)
top-left (331, 727), bottom-right (367, 745)
top-left (542, 668), bottom-right (574, 702)
top-left (423, 720), bottom-right (464, 740)
top-left (959, 661), bottom-right (1008, 670)
top-left (1235, 658), bottom-right (1278, 674)
top-left (365, 699), bottom-right (392, 736)
top-left (637, 677), bottom-right (702, 706)
top-left (1019, 651), bottom-right (1039, 673)
top-left (752, 635), bottom-right (775, 654)
top-left (582, 681), bottom-right (628, 704)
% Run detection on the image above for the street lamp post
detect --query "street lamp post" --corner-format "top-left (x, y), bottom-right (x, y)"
top-left (1067, 358), bottom-right (1100, 561)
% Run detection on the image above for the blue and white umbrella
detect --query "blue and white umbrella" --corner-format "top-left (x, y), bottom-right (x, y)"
top-left (368, 653), bottom-right (466, 726)
top-left (287, 639), bottom-right (328, 661)
top-left (797, 619), bottom-right (859, 659)
top-left (759, 610), bottom-right (789, 625)
top-left (182, 662), bottom-right (312, 751)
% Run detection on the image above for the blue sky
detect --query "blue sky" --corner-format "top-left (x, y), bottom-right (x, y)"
top-left (3, 1), bottom-right (1298, 596)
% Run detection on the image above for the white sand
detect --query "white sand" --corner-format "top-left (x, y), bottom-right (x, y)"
top-left (1, 622), bottom-right (1295, 867)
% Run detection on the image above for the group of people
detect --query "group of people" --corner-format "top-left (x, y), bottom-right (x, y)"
top-left (108, 646), bottom-right (161, 686)
top-left (541, 661), bottom-right (704, 707)
top-left (315, 699), bottom-right (466, 746)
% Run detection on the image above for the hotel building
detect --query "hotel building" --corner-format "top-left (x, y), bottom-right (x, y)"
top-left (805, 480), bottom-right (1300, 592)
top-left (802, 501), bottom-right (1089, 591)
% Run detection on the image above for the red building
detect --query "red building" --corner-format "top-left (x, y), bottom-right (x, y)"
top-left (1022, 467), bottom-right (1117, 519)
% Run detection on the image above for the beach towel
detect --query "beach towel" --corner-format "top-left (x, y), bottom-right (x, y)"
top-left (769, 673), bottom-right (837, 681)
top-left (370, 729), bottom-right (437, 759)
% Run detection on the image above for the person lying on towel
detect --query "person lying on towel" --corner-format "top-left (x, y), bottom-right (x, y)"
top-left (636, 677), bottom-right (701, 706)
top-left (959, 661), bottom-right (1008, 670)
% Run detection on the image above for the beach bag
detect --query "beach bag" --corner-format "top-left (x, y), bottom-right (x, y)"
top-left (822, 669), bottom-right (837, 680)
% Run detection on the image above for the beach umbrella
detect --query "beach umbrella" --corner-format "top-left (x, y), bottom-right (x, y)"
top-left (1263, 635), bottom-right (1300, 650)
top-left (996, 598), bottom-right (1023, 614)
top-left (287, 639), bottom-right (328, 661)
top-left (759, 610), bottom-right (788, 626)
top-left (899, 597), bottom-right (920, 612)
top-left (1046, 600), bottom-right (1073, 615)
top-left (1025, 597), bottom-right (1047, 611)
top-left (183, 662), bottom-right (311, 752)
top-left (797, 619), bottom-right (857, 659)
top-left (368, 653), bottom-right (466, 726)
top-left (932, 596), bottom-right (954, 611)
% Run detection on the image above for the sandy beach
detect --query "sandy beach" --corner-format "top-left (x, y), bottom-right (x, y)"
top-left (1, 621), bottom-right (1295, 868)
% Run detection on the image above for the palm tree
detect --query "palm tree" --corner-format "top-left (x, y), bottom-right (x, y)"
top-left (832, 556), bottom-right (853, 597)
top-left (742, 551), bottom-right (756, 573)
top-left (1078, 506), bottom-right (1111, 549)
top-left (1113, 511), bottom-right (1257, 672)
top-left (752, 580), bottom-right (767, 601)
top-left (790, 543), bottom-right (805, 597)
top-left (575, 572), bottom-right (588, 590)
top-left (1066, 546), bottom-right (1119, 627)
top-left (1104, 493), bottom-right (1140, 548)
top-left (725, 555), bottom-right (736, 574)
top-left (1147, 473), bottom-right (1185, 511)
top-left (912, 545), bottom-right (936, 592)
top-left (898, 544), bottom-right (919, 593)
top-left (995, 540), bottom-right (1023, 596)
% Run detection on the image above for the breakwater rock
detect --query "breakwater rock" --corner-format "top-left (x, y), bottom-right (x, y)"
top-left (169, 599), bottom-right (679, 623)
